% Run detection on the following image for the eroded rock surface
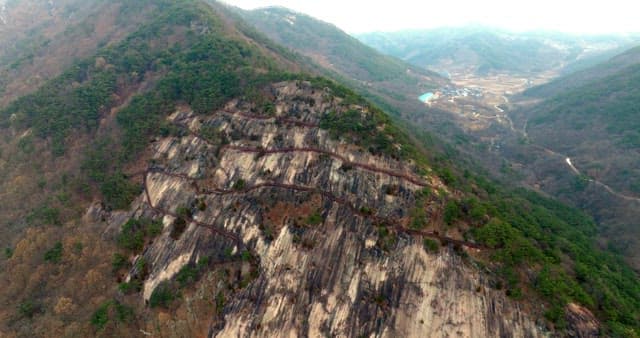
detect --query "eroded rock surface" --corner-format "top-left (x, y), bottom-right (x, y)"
top-left (565, 303), bottom-right (599, 338)
top-left (120, 81), bottom-right (548, 337)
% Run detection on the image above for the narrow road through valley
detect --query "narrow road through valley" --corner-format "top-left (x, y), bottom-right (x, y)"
top-left (565, 157), bottom-right (640, 203)
top-left (565, 157), bottom-right (581, 176)
top-left (528, 144), bottom-right (640, 203)
top-left (484, 94), bottom-right (640, 204)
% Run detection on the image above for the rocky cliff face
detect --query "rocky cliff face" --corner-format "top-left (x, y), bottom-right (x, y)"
top-left (106, 81), bottom-right (548, 337)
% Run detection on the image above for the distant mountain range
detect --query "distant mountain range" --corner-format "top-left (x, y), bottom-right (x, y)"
top-left (357, 27), bottom-right (640, 76)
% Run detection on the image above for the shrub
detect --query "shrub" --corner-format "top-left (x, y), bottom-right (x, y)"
top-left (117, 219), bottom-right (145, 252)
top-left (146, 220), bottom-right (163, 237)
top-left (176, 264), bottom-right (199, 287)
top-left (473, 218), bottom-right (512, 249)
top-left (423, 238), bottom-right (440, 253)
top-left (118, 218), bottom-right (163, 251)
top-left (114, 302), bottom-right (134, 323)
top-left (91, 301), bottom-right (111, 329)
top-left (18, 300), bottom-right (39, 319)
top-left (241, 250), bottom-right (252, 262)
top-left (305, 211), bottom-right (323, 226)
top-left (112, 253), bottom-right (129, 271)
top-left (91, 300), bottom-right (134, 329)
top-left (44, 242), bottom-right (63, 263)
top-left (215, 291), bottom-right (225, 315)
top-left (410, 207), bottom-right (427, 229)
top-left (232, 179), bottom-right (246, 190)
top-left (73, 242), bottom-right (83, 255)
top-left (437, 167), bottom-right (456, 185)
top-left (119, 280), bottom-right (142, 294)
top-left (27, 205), bottom-right (61, 226)
top-left (506, 287), bottom-right (523, 299)
top-left (263, 102), bottom-right (276, 115)
top-left (199, 125), bottom-right (223, 144)
top-left (149, 282), bottom-right (176, 308)
top-left (156, 257), bottom-right (211, 292)
top-left (197, 199), bottom-right (207, 211)
top-left (443, 200), bottom-right (461, 225)
top-left (170, 217), bottom-right (188, 240)
top-left (99, 173), bottom-right (140, 210)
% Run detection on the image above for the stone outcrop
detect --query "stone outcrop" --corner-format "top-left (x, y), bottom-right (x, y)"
top-left (565, 303), bottom-right (599, 338)
top-left (119, 81), bottom-right (549, 337)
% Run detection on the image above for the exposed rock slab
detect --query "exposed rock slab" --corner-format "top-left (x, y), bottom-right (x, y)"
top-left (121, 81), bottom-right (548, 337)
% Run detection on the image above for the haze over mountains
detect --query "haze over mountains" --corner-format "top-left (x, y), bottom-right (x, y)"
top-left (0, 0), bottom-right (639, 337)
top-left (357, 28), bottom-right (640, 77)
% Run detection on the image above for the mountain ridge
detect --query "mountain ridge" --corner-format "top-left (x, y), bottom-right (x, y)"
top-left (234, 5), bottom-right (447, 119)
top-left (357, 28), bottom-right (640, 77)
top-left (0, 1), bottom-right (638, 337)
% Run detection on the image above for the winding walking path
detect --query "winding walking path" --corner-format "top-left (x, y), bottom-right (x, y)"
top-left (137, 108), bottom-right (485, 250)
top-left (220, 145), bottom-right (430, 187)
top-left (183, 114), bottom-right (430, 188)
top-left (175, 109), bottom-right (320, 129)
top-left (144, 168), bottom-right (485, 249)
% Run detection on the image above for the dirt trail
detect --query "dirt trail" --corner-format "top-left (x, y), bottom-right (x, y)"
top-left (488, 95), bottom-right (518, 133)
top-left (143, 171), bottom-right (246, 248)
top-left (565, 158), bottom-right (581, 176)
top-left (138, 109), bottom-right (484, 249)
top-left (144, 168), bottom-right (485, 249)
top-left (183, 114), bottom-right (430, 187)
top-left (221, 145), bottom-right (430, 187)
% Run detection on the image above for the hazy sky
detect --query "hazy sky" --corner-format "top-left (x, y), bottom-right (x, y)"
top-left (222, 0), bottom-right (640, 34)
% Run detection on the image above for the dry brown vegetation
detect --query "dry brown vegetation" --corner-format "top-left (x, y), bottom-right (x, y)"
top-left (0, 1), bottom-right (163, 108)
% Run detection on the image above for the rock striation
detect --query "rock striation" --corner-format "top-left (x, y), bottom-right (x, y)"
top-left (116, 81), bottom-right (548, 337)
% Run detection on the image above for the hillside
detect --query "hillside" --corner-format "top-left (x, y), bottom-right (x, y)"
top-left (234, 6), bottom-right (447, 118)
top-left (0, 0), bottom-right (180, 108)
top-left (0, 1), bottom-right (639, 337)
top-left (357, 27), bottom-right (639, 77)
top-left (508, 46), bottom-right (640, 270)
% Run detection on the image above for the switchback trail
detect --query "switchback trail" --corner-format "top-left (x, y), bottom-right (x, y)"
top-left (139, 109), bottom-right (481, 249)
top-left (143, 171), bottom-right (247, 249)
top-left (221, 110), bottom-right (320, 128)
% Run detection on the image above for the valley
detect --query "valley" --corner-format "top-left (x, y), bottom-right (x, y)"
top-left (421, 69), bottom-right (547, 152)
top-left (414, 50), bottom-right (640, 271)
top-left (442, 63), bottom-right (640, 197)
